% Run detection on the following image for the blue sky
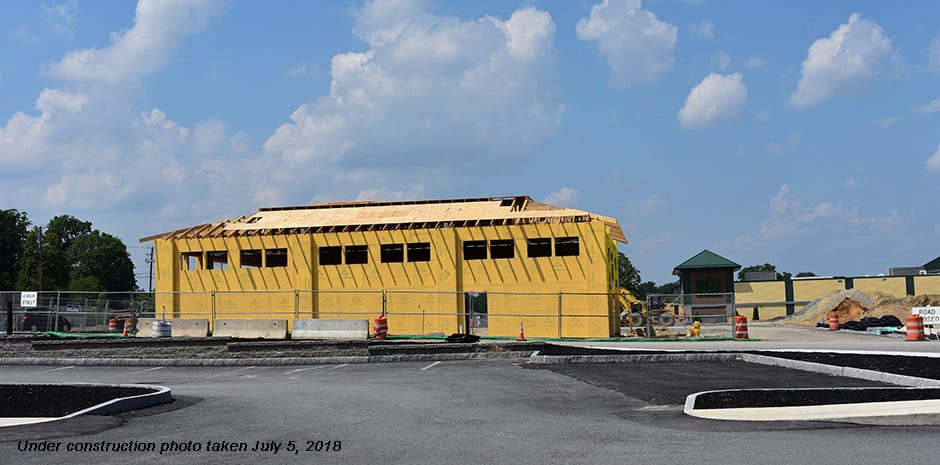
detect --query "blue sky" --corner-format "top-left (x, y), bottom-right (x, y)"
top-left (2, 0), bottom-right (939, 288)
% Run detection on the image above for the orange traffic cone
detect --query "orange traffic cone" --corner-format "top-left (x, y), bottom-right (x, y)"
top-left (518, 322), bottom-right (526, 341)
top-left (122, 319), bottom-right (130, 337)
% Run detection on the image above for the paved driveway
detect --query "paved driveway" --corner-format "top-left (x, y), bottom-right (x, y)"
top-left (1, 360), bottom-right (938, 465)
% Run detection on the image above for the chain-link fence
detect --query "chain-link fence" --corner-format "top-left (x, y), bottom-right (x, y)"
top-left (0, 291), bottom-right (155, 333)
top-left (1, 289), bottom-right (738, 337)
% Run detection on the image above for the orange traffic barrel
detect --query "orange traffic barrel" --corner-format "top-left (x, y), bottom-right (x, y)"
top-left (108, 318), bottom-right (118, 332)
top-left (829, 312), bottom-right (840, 331)
top-left (734, 315), bottom-right (748, 339)
top-left (906, 315), bottom-right (925, 341)
top-left (373, 314), bottom-right (388, 339)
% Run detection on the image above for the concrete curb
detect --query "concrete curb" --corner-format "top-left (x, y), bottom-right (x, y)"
top-left (0, 383), bottom-right (172, 428)
top-left (530, 352), bottom-right (741, 364)
top-left (0, 350), bottom-right (535, 367)
top-left (67, 383), bottom-right (173, 416)
top-left (741, 354), bottom-right (940, 387)
top-left (683, 388), bottom-right (940, 422)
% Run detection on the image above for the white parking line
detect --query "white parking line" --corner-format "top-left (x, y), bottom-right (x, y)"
top-left (321, 364), bottom-right (348, 372)
top-left (205, 366), bottom-right (255, 379)
top-left (285, 366), bottom-right (327, 375)
top-left (35, 366), bottom-right (76, 373)
top-left (420, 361), bottom-right (442, 371)
top-left (124, 367), bottom-right (164, 375)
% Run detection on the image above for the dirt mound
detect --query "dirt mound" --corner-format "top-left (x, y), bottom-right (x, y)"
top-left (784, 289), bottom-right (934, 327)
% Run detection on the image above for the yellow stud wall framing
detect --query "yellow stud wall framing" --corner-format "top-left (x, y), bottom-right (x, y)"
top-left (852, 277), bottom-right (907, 295)
top-left (153, 220), bottom-right (619, 338)
top-left (733, 281), bottom-right (787, 319)
top-left (914, 276), bottom-right (940, 295)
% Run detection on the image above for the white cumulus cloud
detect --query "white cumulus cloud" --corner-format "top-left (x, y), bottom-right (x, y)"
top-left (914, 97), bottom-right (940, 114)
top-left (928, 34), bottom-right (940, 73)
top-left (678, 72), bottom-right (747, 129)
top-left (576, 0), bottom-right (677, 86)
top-left (744, 56), bottom-right (764, 69)
top-left (928, 144), bottom-right (940, 172)
top-left (0, 0), bottom-right (243, 227)
top-left (544, 187), bottom-right (579, 207)
top-left (48, 0), bottom-right (224, 84)
top-left (689, 20), bottom-right (714, 39)
top-left (262, 2), bottom-right (564, 199)
top-left (788, 13), bottom-right (896, 108)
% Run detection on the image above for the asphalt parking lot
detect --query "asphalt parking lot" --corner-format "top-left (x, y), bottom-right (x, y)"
top-left (1, 360), bottom-right (938, 465)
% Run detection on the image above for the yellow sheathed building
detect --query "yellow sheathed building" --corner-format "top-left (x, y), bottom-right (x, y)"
top-left (140, 196), bottom-right (627, 338)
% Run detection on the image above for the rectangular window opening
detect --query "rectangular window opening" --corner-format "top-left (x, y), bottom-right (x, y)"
top-left (381, 244), bottom-right (404, 263)
top-left (555, 237), bottom-right (580, 256)
top-left (345, 245), bottom-right (369, 264)
top-left (527, 238), bottom-right (552, 257)
top-left (181, 252), bottom-right (201, 270)
top-left (490, 239), bottom-right (514, 259)
top-left (206, 251), bottom-right (228, 270)
top-left (240, 249), bottom-right (262, 268)
top-left (407, 242), bottom-right (431, 262)
top-left (319, 246), bottom-right (342, 265)
top-left (266, 248), bottom-right (288, 267)
top-left (463, 240), bottom-right (487, 260)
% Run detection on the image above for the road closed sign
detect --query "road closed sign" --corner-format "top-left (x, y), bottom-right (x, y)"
top-left (912, 306), bottom-right (940, 325)
top-left (20, 292), bottom-right (37, 308)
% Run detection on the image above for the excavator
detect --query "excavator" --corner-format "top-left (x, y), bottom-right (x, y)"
top-left (616, 288), bottom-right (682, 327)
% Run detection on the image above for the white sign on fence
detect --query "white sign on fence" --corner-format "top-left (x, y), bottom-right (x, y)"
top-left (912, 306), bottom-right (940, 325)
top-left (21, 292), bottom-right (38, 308)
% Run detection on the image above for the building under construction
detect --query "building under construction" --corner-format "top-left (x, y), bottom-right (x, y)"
top-left (140, 195), bottom-right (627, 338)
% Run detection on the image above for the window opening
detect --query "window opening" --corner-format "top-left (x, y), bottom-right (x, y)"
top-left (555, 237), bottom-right (580, 256)
top-left (527, 238), bottom-right (551, 257)
top-left (345, 245), bottom-right (369, 264)
top-left (463, 240), bottom-right (487, 260)
top-left (181, 252), bottom-right (201, 270)
top-left (407, 242), bottom-right (431, 262)
top-left (319, 246), bottom-right (342, 265)
top-left (240, 250), bottom-right (262, 268)
top-left (490, 239), bottom-right (514, 259)
top-left (266, 248), bottom-right (288, 267)
top-left (206, 251), bottom-right (228, 270)
top-left (381, 244), bottom-right (404, 263)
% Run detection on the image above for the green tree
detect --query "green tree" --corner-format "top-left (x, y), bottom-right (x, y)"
top-left (16, 229), bottom-right (69, 291)
top-left (0, 209), bottom-right (30, 290)
top-left (738, 263), bottom-right (791, 281)
top-left (655, 280), bottom-right (681, 295)
top-left (68, 231), bottom-right (136, 291)
top-left (795, 272), bottom-right (816, 278)
top-left (616, 252), bottom-right (641, 295)
top-left (636, 281), bottom-right (657, 301)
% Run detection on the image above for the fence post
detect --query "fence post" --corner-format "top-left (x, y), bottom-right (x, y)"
top-left (381, 290), bottom-right (387, 316)
top-left (4, 293), bottom-right (12, 336)
top-left (210, 290), bottom-right (216, 324)
top-left (557, 292), bottom-right (563, 338)
top-left (294, 290), bottom-right (300, 319)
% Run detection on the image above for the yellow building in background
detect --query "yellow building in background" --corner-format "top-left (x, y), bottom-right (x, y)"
top-left (140, 196), bottom-right (626, 338)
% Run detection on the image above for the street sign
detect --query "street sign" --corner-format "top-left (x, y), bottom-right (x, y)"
top-left (912, 306), bottom-right (940, 325)
top-left (21, 292), bottom-right (38, 308)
